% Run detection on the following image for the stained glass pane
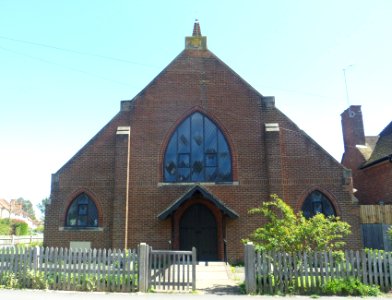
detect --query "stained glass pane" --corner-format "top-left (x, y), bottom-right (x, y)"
top-left (77, 216), bottom-right (87, 227)
top-left (78, 194), bottom-right (89, 204)
top-left (191, 113), bottom-right (204, 181)
top-left (65, 194), bottom-right (98, 227)
top-left (206, 153), bottom-right (217, 167)
top-left (164, 132), bottom-right (177, 181)
top-left (206, 167), bottom-right (217, 181)
top-left (178, 154), bottom-right (190, 168)
top-left (191, 160), bottom-right (204, 181)
top-left (191, 113), bottom-right (203, 147)
top-left (163, 112), bottom-right (232, 183)
top-left (178, 168), bottom-right (190, 181)
top-left (66, 202), bottom-right (78, 226)
top-left (88, 215), bottom-right (98, 227)
top-left (204, 118), bottom-right (217, 153)
top-left (323, 199), bottom-right (335, 217)
top-left (78, 204), bottom-right (88, 216)
top-left (178, 118), bottom-right (190, 153)
top-left (67, 217), bottom-right (77, 226)
top-left (217, 131), bottom-right (232, 181)
top-left (301, 191), bottom-right (336, 218)
top-left (88, 201), bottom-right (98, 226)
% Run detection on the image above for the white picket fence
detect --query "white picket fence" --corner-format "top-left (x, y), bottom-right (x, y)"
top-left (244, 243), bottom-right (392, 294)
top-left (0, 246), bottom-right (138, 292)
top-left (0, 235), bottom-right (43, 246)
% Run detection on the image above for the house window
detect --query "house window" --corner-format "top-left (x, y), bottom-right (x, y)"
top-left (301, 190), bottom-right (336, 218)
top-left (164, 112), bottom-right (232, 183)
top-left (65, 193), bottom-right (98, 227)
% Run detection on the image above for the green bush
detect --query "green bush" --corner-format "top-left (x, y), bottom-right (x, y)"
top-left (321, 278), bottom-right (380, 296)
top-left (34, 225), bottom-right (44, 234)
top-left (243, 194), bottom-right (351, 253)
top-left (25, 270), bottom-right (48, 290)
top-left (0, 219), bottom-right (11, 235)
top-left (0, 272), bottom-right (20, 289)
top-left (0, 270), bottom-right (48, 290)
top-left (12, 221), bottom-right (29, 236)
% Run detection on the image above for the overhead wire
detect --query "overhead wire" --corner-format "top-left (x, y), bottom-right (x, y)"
top-left (0, 35), bottom-right (159, 68)
top-left (0, 45), bottom-right (133, 87)
top-left (0, 35), bottom-right (336, 101)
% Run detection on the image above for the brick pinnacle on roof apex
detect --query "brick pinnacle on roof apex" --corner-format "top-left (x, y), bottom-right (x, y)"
top-left (192, 20), bottom-right (201, 37)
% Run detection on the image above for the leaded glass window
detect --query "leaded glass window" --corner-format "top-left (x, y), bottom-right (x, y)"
top-left (301, 190), bottom-right (336, 218)
top-left (65, 193), bottom-right (98, 227)
top-left (164, 112), bottom-right (232, 182)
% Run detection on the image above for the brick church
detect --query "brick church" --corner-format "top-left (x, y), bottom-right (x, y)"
top-left (45, 22), bottom-right (361, 261)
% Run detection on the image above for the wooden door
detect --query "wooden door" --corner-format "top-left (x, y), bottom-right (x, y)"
top-left (179, 204), bottom-right (218, 261)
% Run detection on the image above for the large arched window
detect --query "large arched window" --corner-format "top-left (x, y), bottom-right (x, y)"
top-left (301, 190), bottom-right (336, 218)
top-left (65, 193), bottom-right (98, 227)
top-left (164, 112), bottom-right (232, 183)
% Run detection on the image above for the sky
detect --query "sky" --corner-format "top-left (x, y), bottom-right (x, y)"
top-left (0, 0), bottom-right (391, 212)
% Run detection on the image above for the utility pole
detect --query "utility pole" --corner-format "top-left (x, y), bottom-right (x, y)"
top-left (343, 65), bottom-right (353, 106)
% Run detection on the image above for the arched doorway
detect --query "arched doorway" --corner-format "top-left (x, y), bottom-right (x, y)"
top-left (179, 203), bottom-right (218, 261)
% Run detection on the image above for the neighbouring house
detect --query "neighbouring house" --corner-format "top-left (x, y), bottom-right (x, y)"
top-left (341, 105), bottom-right (392, 250)
top-left (45, 22), bottom-right (361, 261)
top-left (0, 199), bottom-right (11, 219)
top-left (0, 198), bottom-right (38, 229)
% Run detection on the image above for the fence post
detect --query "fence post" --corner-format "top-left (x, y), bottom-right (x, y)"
top-left (32, 246), bottom-right (40, 272)
top-left (138, 243), bottom-right (150, 292)
top-left (192, 247), bottom-right (197, 291)
top-left (245, 242), bottom-right (257, 294)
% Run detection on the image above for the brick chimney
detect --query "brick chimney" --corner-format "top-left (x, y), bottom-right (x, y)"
top-left (341, 105), bottom-right (366, 152)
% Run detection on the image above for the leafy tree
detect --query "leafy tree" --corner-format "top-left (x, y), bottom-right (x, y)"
top-left (37, 197), bottom-right (50, 219)
top-left (15, 197), bottom-right (36, 220)
top-left (243, 194), bottom-right (351, 253)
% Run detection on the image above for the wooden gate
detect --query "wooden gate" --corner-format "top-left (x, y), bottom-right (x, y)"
top-left (360, 205), bottom-right (392, 250)
top-left (149, 247), bottom-right (196, 291)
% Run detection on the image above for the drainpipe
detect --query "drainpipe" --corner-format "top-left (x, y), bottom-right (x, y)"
top-left (124, 127), bottom-right (131, 249)
top-left (112, 126), bottom-right (131, 249)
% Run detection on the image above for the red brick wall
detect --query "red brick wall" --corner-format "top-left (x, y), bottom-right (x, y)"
top-left (341, 105), bottom-right (392, 205)
top-left (359, 162), bottom-right (392, 204)
top-left (45, 48), bottom-right (361, 262)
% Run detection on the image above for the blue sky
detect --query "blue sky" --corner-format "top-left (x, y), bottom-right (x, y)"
top-left (0, 0), bottom-right (391, 210)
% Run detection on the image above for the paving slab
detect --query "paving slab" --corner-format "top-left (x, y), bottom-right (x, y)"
top-left (196, 261), bottom-right (244, 294)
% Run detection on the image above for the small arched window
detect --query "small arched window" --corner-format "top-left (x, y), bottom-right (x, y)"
top-left (65, 193), bottom-right (98, 227)
top-left (164, 112), bottom-right (232, 183)
top-left (301, 190), bottom-right (336, 218)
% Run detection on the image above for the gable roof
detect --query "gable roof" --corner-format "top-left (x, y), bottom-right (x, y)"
top-left (361, 121), bottom-right (392, 168)
top-left (0, 198), bottom-right (10, 210)
top-left (158, 185), bottom-right (239, 220)
top-left (128, 23), bottom-right (269, 109)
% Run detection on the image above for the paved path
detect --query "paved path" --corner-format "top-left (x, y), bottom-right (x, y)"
top-left (196, 261), bottom-right (244, 294)
top-left (0, 289), bottom-right (391, 300)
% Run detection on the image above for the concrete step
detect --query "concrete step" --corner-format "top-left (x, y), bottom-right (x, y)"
top-left (197, 261), bottom-right (227, 266)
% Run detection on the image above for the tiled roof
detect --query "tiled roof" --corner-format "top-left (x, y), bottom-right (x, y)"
top-left (0, 198), bottom-right (10, 210)
top-left (158, 185), bottom-right (239, 220)
top-left (356, 136), bottom-right (378, 160)
top-left (365, 136), bottom-right (379, 151)
top-left (362, 121), bottom-right (392, 168)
